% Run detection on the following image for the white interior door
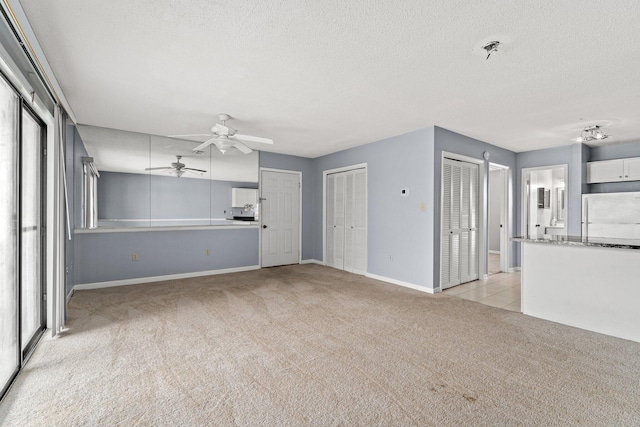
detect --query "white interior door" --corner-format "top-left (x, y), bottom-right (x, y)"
top-left (260, 170), bottom-right (300, 267)
top-left (441, 158), bottom-right (479, 289)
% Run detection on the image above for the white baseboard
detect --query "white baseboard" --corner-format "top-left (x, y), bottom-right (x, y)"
top-left (75, 265), bottom-right (261, 290)
top-left (300, 259), bottom-right (324, 265)
top-left (512, 267), bottom-right (521, 272)
top-left (488, 250), bottom-right (500, 254)
top-left (66, 288), bottom-right (75, 304)
top-left (482, 274), bottom-right (489, 280)
top-left (365, 272), bottom-right (438, 294)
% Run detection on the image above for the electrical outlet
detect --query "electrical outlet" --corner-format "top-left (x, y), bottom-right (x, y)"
top-left (132, 253), bottom-right (139, 261)
top-left (205, 248), bottom-right (211, 256)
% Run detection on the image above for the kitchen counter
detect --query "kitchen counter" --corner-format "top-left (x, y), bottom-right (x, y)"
top-left (513, 234), bottom-right (640, 250)
top-left (515, 235), bottom-right (640, 343)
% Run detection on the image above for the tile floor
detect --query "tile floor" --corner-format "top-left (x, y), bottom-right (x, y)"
top-left (443, 270), bottom-right (521, 312)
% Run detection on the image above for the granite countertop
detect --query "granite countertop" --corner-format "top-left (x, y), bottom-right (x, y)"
top-left (512, 235), bottom-right (640, 250)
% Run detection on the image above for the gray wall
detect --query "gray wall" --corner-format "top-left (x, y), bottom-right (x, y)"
top-left (74, 228), bottom-right (258, 284)
top-left (313, 127), bottom-right (437, 288)
top-left (98, 171), bottom-right (257, 220)
top-left (259, 152), bottom-right (315, 261)
top-left (65, 125), bottom-right (89, 296)
top-left (433, 127), bottom-right (517, 285)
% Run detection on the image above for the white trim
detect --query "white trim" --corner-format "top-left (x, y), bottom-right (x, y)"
top-left (513, 266), bottom-right (521, 272)
top-left (74, 224), bottom-right (258, 234)
top-left (300, 259), bottom-right (324, 265)
top-left (259, 168), bottom-right (303, 267)
top-left (365, 273), bottom-right (438, 294)
top-left (66, 288), bottom-right (75, 304)
top-left (74, 265), bottom-right (261, 290)
top-left (488, 250), bottom-right (500, 254)
top-left (322, 163), bottom-right (368, 272)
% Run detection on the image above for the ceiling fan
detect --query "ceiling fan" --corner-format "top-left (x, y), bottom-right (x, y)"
top-left (145, 155), bottom-right (206, 178)
top-left (169, 113), bottom-right (274, 154)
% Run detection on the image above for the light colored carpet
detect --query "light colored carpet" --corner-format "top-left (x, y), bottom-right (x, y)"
top-left (1, 264), bottom-right (639, 426)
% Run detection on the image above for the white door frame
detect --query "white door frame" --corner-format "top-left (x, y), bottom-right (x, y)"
top-left (489, 163), bottom-right (511, 274)
top-left (440, 151), bottom-right (486, 289)
top-left (259, 167), bottom-right (302, 267)
top-left (322, 163), bottom-right (368, 270)
top-left (520, 164), bottom-right (568, 239)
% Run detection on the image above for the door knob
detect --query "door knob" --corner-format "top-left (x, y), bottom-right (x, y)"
top-left (262, 225), bottom-right (267, 229)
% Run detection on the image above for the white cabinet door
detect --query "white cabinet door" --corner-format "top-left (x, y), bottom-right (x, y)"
top-left (624, 157), bottom-right (640, 181)
top-left (587, 160), bottom-right (624, 183)
top-left (232, 188), bottom-right (258, 207)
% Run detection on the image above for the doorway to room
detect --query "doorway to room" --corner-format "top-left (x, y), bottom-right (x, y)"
top-left (521, 165), bottom-right (568, 239)
top-left (488, 163), bottom-right (510, 275)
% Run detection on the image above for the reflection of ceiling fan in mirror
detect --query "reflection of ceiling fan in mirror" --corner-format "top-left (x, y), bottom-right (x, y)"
top-left (169, 113), bottom-right (274, 154)
top-left (145, 155), bottom-right (206, 178)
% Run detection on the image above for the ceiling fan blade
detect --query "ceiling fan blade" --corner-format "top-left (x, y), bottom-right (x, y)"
top-left (233, 141), bottom-right (253, 154)
top-left (192, 138), bottom-right (217, 152)
top-left (145, 166), bottom-right (173, 171)
top-left (184, 167), bottom-right (207, 173)
top-left (167, 133), bottom-right (211, 138)
top-left (234, 134), bottom-right (273, 145)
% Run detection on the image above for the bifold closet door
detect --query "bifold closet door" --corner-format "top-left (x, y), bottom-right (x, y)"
top-left (441, 159), bottom-right (478, 289)
top-left (326, 168), bottom-right (366, 274)
top-left (344, 169), bottom-right (366, 274)
top-left (325, 173), bottom-right (345, 269)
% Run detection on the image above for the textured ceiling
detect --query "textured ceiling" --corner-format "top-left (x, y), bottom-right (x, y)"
top-left (19, 0), bottom-right (640, 158)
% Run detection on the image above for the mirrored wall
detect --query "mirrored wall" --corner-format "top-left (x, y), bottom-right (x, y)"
top-left (76, 125), bottom-right (259, 229)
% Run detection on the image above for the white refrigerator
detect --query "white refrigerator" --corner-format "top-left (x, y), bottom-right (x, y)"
top-left (582, 191), bottom-right (640, 239)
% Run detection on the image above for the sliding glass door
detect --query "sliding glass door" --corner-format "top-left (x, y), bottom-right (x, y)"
top-left (21, 107), bottom-right (45, 355)
top-left (0, 74), bottom-right (46, 400)
top-left (0, 74), bottom-right (20, 398)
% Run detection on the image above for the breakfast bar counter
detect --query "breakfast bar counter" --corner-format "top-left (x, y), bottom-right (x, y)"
top-left (513, 235), bottom-right (640, 343)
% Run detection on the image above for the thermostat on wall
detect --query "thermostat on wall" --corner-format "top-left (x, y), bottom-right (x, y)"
top-left (401, 188), bottom-right (409, 196)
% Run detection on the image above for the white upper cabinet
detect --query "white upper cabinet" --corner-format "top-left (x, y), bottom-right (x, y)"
top-left (232, 188), bottom-right (258, 207)
top-left (587, 157), bottom-right (640, 184)
top-left (623, 157), bottom-right (640, 181)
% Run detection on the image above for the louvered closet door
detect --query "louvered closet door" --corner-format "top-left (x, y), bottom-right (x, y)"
top-left (325, 167), bottom-right (367, 274)
top-left (326, 173), bottom-right (346, 269)
top-left (459, 162), bottom-right (479, 283)
top-left (343, 168), bottom-right (367, 274)
top-left (326, 174), bottom-right (336, 267)
top-left (441, 159), bottom-right (479, 289)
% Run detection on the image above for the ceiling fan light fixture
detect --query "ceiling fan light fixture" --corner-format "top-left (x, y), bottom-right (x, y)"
top-left (573, 125), bottom-right (609, 143)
